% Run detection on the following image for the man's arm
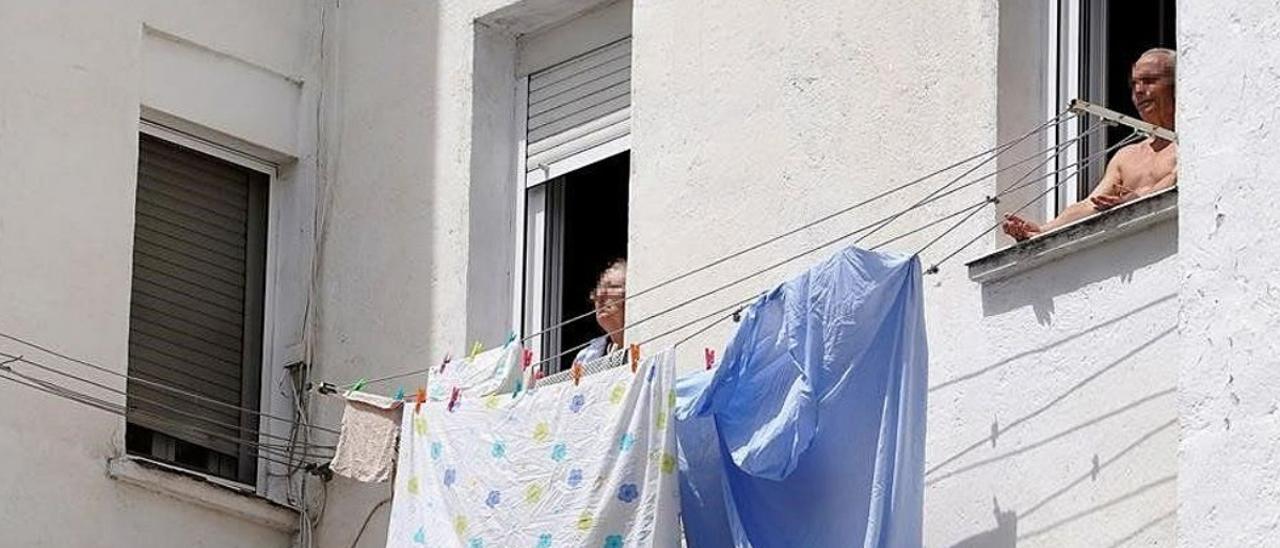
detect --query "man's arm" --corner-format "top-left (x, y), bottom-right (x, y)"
top-left (1035, 151), bottom-right (1128, 232)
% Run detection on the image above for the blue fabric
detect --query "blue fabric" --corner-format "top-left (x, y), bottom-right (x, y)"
top-left (676, 246), bottom-right (928, 548)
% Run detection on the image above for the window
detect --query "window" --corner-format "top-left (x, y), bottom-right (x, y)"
top-left (520, 38), bottom-right (632, 374)
top-left (125, 132), bottom-right (269, 485)
top-left (1050, 0), bottom-right (1175, 211)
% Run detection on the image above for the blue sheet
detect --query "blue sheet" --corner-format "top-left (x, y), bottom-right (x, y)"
top-left (676, 247), bottom-right (927, 548)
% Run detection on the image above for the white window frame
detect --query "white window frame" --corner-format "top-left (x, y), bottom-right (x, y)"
top-left (136, 119), bottom-right (283, 496)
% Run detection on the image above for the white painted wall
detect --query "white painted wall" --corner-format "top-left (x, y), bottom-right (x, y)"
top-left (1179, 1), bottom-right (1280, 546)
top-left (0, 0), bottom-right (317, 545)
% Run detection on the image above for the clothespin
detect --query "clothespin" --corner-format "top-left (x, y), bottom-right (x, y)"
top-left (469, 341), bottom-right (484, 361)
top-left (506, 331), bottom-right (517, 346)
top-left (705, 348), bottom-right (716, 370)
top-left (512, 378), bottom-right (523, 398)
top-left (393, 386), bottom-right (405, 401)
top-left (571, 361), bottom-right (584, 386)
top-left (629, 344), bottom-right (641, 373)
top-left (522, 348), bottom-right (533, 370)
top-left (531, 369), bottom-right (544, 389)
top-left (447, 386), bottom-right (461, 412)
top-left (415, 387), bottom-right (426, 413)
top-left (350, 378), bottom-right (368, 392)
top-left (439, 353), bottom-right (452, 374)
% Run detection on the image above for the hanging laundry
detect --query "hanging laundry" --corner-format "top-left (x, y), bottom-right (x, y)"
top-left (430, 341), bottom-right (523, 401)
top-left (385, 349), bottom-right (682, 548)
top-left (330, 391), bottom-right (404, 483)
top-left (676, 246), bottom-right (927, 548)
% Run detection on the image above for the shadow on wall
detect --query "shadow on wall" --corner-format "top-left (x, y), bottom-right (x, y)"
top-left (979, 221), bottom-right (1176, 324)
top-left (949, 497), bottom-right (1018, 548)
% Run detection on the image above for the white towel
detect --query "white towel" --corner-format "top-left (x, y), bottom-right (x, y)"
top-left (330, 391), bottom-right (403, 483)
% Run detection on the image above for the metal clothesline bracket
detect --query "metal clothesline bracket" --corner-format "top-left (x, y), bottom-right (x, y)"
top-left (1068, 99), bottom-right (1177, 143)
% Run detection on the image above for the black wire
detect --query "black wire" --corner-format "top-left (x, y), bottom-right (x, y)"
top-left (0, 331), bottom-right (341, 436)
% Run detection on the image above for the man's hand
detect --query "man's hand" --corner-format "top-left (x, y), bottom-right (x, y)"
top-left (1001, 213), bottom-right (1042, 242)
top-left (1089, 183), bottom-right (1137, 210)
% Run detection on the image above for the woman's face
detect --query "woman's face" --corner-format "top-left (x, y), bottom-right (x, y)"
top-left (593, 268), bottom-right (626, 334)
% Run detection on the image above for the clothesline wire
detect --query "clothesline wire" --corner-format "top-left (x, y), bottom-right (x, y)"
top-left (519, 120), bottom-right (1124, 375)
top-left (514, 111), bottom-right (1079, 348)
top-left (0, 331), bottom-right (341, 436)
top-left (0, 363), bottom-right (334, 459)
top-left (596, 124), bottom-right (1139, 357)
top-left (347, 113), bottom-right (1088, 389)
top-left (922, 130), bottom-right (1145, 273)
top-left (0, 350), bottom-right (337, 451)
top-left (0, 368), bottom-right (332, 464)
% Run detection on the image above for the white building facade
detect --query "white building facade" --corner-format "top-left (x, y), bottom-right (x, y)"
top-left (0, 1), bottom-right (1274, 547)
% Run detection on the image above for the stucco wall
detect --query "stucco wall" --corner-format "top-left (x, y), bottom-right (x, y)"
top-left (0, 0), bottom-right (315, 545)
top-left (1178, 1), bottom-right (1280, 546)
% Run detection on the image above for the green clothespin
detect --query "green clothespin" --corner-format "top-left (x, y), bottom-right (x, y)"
top-left (351, 378), bottom-right (368, 392)
top-left (506, 331), bottom-right (517, 346)
top-left (469, 341), bottom-right (483, 361)
top-left (393, 386), bottom-right (405, 401)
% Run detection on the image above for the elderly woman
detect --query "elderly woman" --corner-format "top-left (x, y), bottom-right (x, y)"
top-left (573, 259), bottom-right (626, 365)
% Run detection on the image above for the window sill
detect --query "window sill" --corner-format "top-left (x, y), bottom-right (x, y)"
top-left (966, 187), bottom-right (1178, 284)
top-left (106, 456), bottom-right (298, 532)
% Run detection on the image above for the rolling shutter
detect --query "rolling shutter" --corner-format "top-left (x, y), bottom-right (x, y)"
top-left (525, 37), bottom-right (631, 186)
top-left (127, 134), bottom-right (267, 481)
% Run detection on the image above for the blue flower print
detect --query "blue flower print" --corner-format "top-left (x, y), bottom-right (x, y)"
top-left (413, 527), bottom-right (426, 544)
top-left (567, 468), bottom-right (583, 488)
top-left (469, 538), bottom-right (484, 548)
top-left (485, 490), bottom-right (501, 508)
top-left (617, 483), bottom-right (639, 503)
top-left (604, 534), bottom-right (624, 548)
top-left (536, 533), bottom-right (553, 548)
top-left (492, 440), bottom-right (507, 458)
top-left (618, 433), bottom-right (635, 452)
top-left (444, 468), bottom-right (457, 487)
top-left (431, 442), bottom-right (443, 461)
top-left (569, 394), bottom-right (586, 413)
top-left (551, 443), bottom-right (567, 462)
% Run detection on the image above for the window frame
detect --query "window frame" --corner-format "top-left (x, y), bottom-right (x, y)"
top-left (134, 120), bottom-right (282, 492)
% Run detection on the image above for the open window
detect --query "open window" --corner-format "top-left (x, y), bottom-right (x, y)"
top-left (519, 38), bottom-right (632, 374)
top-left (1051, 0), bottom-right (1175, 210)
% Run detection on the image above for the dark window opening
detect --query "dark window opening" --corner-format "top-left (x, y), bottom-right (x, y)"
top-left (1078, 0), bottom-right (1176, 195)
top-left (533, 151), bottom-right (629, 373)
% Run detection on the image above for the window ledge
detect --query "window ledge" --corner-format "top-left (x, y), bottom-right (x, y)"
top-left (107, 456), bottom-right (298, 532)
top-left (966, 187), bottom-right (1178, 284)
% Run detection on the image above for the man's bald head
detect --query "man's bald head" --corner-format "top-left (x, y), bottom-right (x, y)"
top-left (1131, 48), bottom-right (1176, 130)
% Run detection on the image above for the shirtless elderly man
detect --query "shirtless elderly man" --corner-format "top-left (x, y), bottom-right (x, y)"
top-left (1003, 48), bottom-right (1178, 241)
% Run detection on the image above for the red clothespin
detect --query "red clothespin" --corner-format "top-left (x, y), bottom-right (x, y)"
top-left (522, 348), bottom-right (532, 370)
top-left (531, 369), bottom-right (544, 389)
top-left (571, 361), bottom-right (584, 386)
top-left (439, 353), bottom-right (452, 374)
top-left (447, 386), bottom-right (461, 412)
top-left (705, 348), bottom-right (716, 370)
top-left (629, 344), bottom-right (640, 373)
top-left (415, 387), bottom-right (426, 413)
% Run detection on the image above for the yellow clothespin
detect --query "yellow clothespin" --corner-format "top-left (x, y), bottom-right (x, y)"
top-left (469, 341), bottom-right (483, 361)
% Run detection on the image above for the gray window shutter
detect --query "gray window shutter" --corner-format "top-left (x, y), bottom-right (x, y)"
top-left (526, 37), bottom-right (631, 185)
top-left (127, 134), bottom-right (267, 483)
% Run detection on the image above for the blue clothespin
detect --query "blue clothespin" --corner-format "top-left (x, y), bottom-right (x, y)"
top-left (512, 378), bottom-right (523, 399)
top-left (506, 331), bottom-right (517, 346)
top-left (439, 353), bottom-right (452, 374)
top-left (393, 386), bottom-right (405, 401)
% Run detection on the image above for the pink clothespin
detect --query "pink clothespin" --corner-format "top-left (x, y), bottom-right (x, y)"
top-left (415, 387), bottom-right (426, 413)
top-left (705, 348), bottom-right (716, 370)
top-left (531, 369), bottom-right (544, 389)
top-left (439, 353), bottom-right (452, 374)
top-left (522, 348), bottom-right (533, 370)
top-left (447, 386), bottom-right (461, 412)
